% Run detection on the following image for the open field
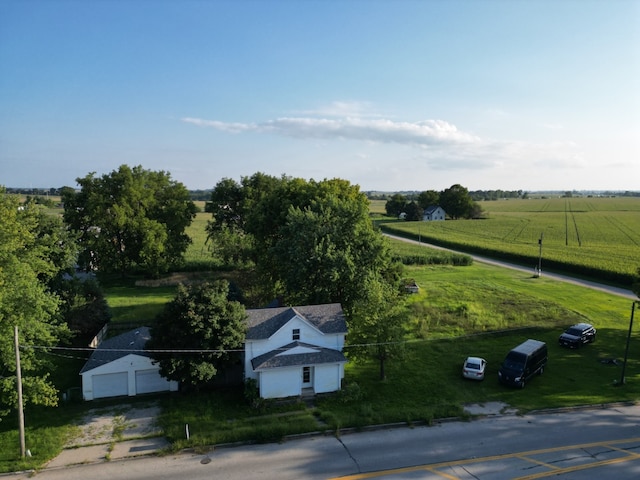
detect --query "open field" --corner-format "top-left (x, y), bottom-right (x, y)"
top-left (381, 196), bottom-right (640, 285)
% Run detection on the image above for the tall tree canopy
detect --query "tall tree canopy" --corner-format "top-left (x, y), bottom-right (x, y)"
top-left (146, 281), bottom-right (246, 389)
top-left (417, 190), bottom-right (440, 210)
top-left (271, 179), bottom-right (399, 310)
top-left (346, 277), bottom-right (407, 380)
top-left (207, 174), bottom-right (401, 311)
top-left (0, 189), bottom-right (74, 419)
top-left (404, 201), bottom-right (423, 221)
top-left (439, 184), bottom-right (475, 220)
top-left (62, 165), bottom-right (197, 277)
top-left (384, 193), bottom-right (407, 217)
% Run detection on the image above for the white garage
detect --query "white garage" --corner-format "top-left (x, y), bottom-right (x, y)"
top-left (92, 372), bottom-right (128, 399)
top-left (80, 327), bottom-right (178, 401)
top-left (135, 369), bottom-right (174, 394)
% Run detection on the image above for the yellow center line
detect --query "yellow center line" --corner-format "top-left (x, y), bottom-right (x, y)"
top-left (602, 443), bottom-right (640, 457)
top-left (518, 455), bottom-right (560, 470)
top-left (514, 454), bottom-right (640, 480)
top-left (328, 437), bottom-right (640, 480)
top-left (426, 467), bottom-right (460, 480)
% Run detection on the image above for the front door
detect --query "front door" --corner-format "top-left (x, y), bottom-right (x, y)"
top-left (302, 366), bottom-right (313, 388)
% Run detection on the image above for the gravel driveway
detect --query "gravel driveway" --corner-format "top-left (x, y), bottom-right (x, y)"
top-left (66, 401), bottom-right (163, 447)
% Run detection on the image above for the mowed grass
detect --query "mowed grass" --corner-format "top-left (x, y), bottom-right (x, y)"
top-left (382, 196), bottom-right (640, 283)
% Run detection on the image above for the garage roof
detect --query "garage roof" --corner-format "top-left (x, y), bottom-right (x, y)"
top-left (80, 327), bottom-right (152, 374)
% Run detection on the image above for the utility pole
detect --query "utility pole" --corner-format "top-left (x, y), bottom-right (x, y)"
top-left (620, 302), bottom-right (636, 386)
top-left (14, 326), bottom-right (26, 457)
top-left (535, 232), bottom-right (543, 277)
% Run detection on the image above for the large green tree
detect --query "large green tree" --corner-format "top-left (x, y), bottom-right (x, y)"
top-left (417, 190), bottom-right (440, 210)
top-left (62, 165), bottom-right (197, 277)
top-left (439, 184), bottom-right (475, 219)
top-left (146, 281), bottom-right (246, 390)
top-left (385, 193), bottom-right (407, 217)
top-left (404, 201), bottom-right (423, 221)
top-left (346, 277), bottom-right (407, 380)
top-left (271, 180), bottom-right (399, 310)
top-left (0, 189), bottom-right (73, 419)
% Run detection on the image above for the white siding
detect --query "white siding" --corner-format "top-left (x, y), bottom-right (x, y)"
top-left (92, 372), bottom-right (128, 399)
top-left (244, 313), bottom-right (344, 380)
top-left (259, 368), bottom-right (301, 399)
top-left (81, 354), bottom-right (178, 400)
top-left (135, 369), bottom-right (173, 394)
top-left (313, 363), bottom-right (344, 394)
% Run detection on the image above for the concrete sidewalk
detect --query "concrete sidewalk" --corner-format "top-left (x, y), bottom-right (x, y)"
top-left (45, 437), bottom-right (170, 469)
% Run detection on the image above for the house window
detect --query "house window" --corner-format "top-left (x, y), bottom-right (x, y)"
top-left (303, 366), bottom-right (311, 383)
top-left (292, 328), bottom-right (300, 340)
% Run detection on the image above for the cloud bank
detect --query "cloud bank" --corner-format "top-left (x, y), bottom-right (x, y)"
top-left (181, 116), bottom-right (480, 147)
top-left (180, 109), bottom-right (590, 184)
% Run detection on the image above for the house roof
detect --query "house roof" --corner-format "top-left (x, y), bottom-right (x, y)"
top-left (251, 341), bottom-right (347, 371)
top-left (424, 205), bottom-right (443, 214)
top-left (245, 303), bottom-right (347, 340)
top-left (80, 327), bottom-right (152, 374)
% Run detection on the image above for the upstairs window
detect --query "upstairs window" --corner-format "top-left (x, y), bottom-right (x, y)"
top-left (292, 328), bottom-right (300, 340)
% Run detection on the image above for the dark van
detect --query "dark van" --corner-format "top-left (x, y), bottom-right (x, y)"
top-left (498, 339), bottom-right (547, 388)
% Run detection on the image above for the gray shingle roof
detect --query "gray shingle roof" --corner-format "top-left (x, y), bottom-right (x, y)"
top-left (80, 327), bottom-right (152, 374)
top-left (251, 341), bottom-right (347, 371)
top-left (424, 205), bottom-right (443, 214)
top-left (245, 303), bottom-right (347, 340)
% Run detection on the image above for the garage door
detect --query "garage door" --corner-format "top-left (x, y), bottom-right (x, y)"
top-left (92, 372), bottom-right (128, 399)
top-left (135, 369), bottom-right (172, 395)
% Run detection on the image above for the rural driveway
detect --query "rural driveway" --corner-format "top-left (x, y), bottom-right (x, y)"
top-left (44, 401), bottom-right (169, 469)
top-left (384, 233), bottom-right (638, 300)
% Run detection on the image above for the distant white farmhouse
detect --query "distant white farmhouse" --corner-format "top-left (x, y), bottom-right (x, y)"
top-left (80, 327), bottom-right (178, 401)
top-left (244, 303), bottom-right (348, 399)
top-left (423, 205), bottom-right (446, 221)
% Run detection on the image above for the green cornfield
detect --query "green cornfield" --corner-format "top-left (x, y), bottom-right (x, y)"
top-left (381, 196), bottom-right (640, 284)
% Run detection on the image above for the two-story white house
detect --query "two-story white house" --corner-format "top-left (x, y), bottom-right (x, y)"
top-left (244, 303), bottom-right (348, 399)
top-left (423, 205), bottom-right (446, 221)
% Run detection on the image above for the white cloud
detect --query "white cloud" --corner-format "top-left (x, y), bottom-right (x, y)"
top-left (180, 109), bottom-right (604, 191)
top-left (182, 115), bottom-right (480, 147)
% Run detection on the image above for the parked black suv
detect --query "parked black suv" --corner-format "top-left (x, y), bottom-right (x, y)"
top-left (558, 323), bottom-right (596, 348)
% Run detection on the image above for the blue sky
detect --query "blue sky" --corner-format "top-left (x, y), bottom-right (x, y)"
top-left (1, 0), bottom-right (638, 192)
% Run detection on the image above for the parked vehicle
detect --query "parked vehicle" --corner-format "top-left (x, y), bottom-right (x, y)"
top-left (498, 339), bottom-right (547, 388)
top-left (558, 323), bottom-right (596, 348)
top-left (462, 356), bottom-right (486, 380)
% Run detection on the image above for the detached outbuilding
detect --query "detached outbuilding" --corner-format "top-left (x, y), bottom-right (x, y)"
top-left (80, 327), bottom-right (178, 401)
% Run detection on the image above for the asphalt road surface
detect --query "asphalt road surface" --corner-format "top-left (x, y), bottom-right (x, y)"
top-left (14, 404), bottom-right (640, 480)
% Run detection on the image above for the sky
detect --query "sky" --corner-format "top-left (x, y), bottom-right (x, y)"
top-left (1, 0), bottom-right (639, 193)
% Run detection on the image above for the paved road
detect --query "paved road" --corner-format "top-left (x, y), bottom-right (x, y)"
top-left (385, 233), bottom-right (638, 300)
top-left (11, 404), bottom-right (640, 480)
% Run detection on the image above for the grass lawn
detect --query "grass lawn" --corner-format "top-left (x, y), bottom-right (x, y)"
top-left (154, 256), bottom-right (639, 449)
